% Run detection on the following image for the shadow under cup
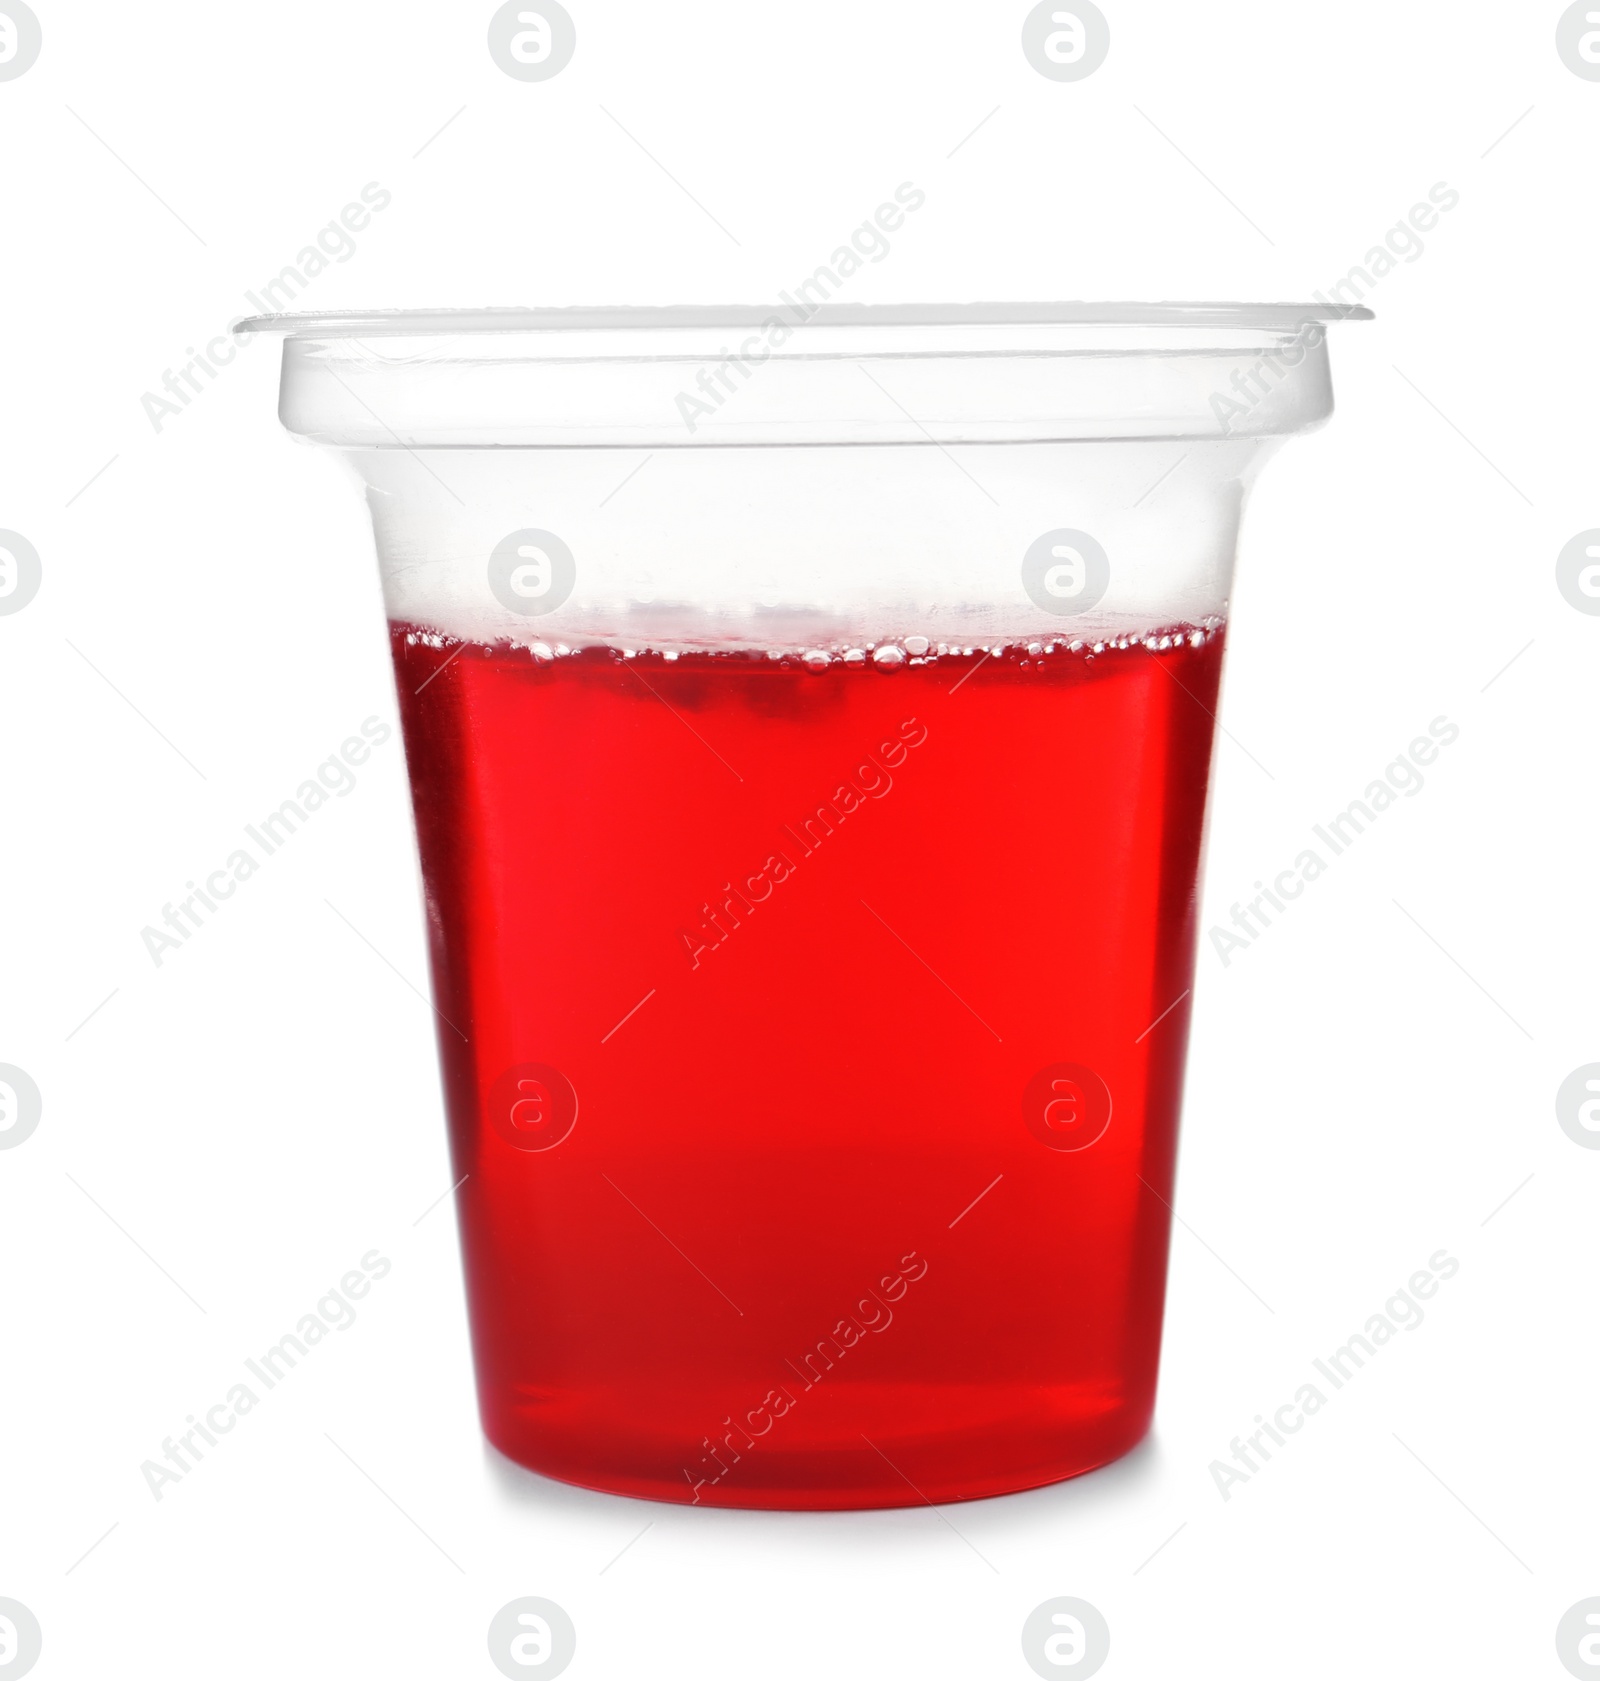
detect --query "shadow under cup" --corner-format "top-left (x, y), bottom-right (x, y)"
top-left (245, 303), bottom-right (1366, 1508)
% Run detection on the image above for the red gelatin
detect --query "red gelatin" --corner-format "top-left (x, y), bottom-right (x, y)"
top-left (390, 626), bottom-right (1225, 1508)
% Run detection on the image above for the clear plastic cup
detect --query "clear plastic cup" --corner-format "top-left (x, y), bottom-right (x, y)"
top-left (243, 303), bottom-right (1367, 1508)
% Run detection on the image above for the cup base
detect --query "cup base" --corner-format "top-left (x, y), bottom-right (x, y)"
top-left (481, 1393), bottom-right (1155, 1511)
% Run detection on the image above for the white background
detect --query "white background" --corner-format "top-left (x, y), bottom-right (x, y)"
top-left (2, 2), bottom-right (1597, 1677)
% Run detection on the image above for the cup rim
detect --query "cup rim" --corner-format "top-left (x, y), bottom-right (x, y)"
top-left (235, 301), bottom-right (1374, 337)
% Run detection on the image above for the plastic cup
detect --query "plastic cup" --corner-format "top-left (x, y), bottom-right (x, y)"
top-left (243, 303), bottom-right (1367, 1508)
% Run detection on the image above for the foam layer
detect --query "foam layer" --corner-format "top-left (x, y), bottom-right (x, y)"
top-left (394, 619), bottom-right (1226, 667)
